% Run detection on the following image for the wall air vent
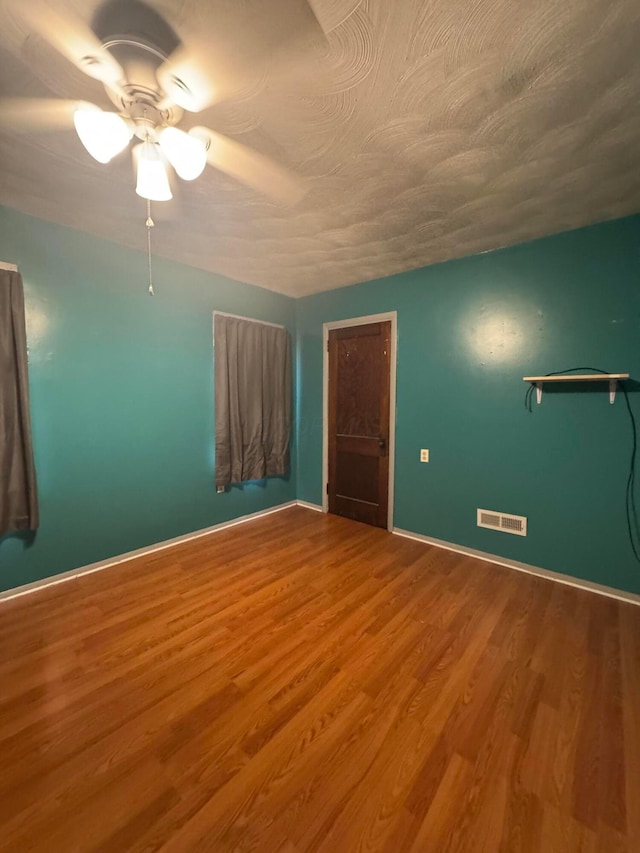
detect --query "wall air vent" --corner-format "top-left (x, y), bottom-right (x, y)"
top-left (477, 508), bottom-right (527, 537)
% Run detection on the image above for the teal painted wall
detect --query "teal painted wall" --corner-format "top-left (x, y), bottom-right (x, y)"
top-left (0, 206), bottom-right (296, 593)
top-left (3, 205), bottom-right (640, 596)
top-left (296, 216), bottom-right (640, 594)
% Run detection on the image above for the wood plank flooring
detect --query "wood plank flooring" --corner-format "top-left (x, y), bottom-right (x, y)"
top-left (0, 506), bottom-right (638, 852)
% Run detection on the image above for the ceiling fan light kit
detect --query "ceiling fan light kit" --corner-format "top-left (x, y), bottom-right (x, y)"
top-left (1, 0), bottom-right (315, 292)
top-left (68, 63), bottom-right (208, 201)
top-left (2, 0), bottom-right (309, 205)
top-left (134, 140), bottom-right (172, 202)
top-left (159, 127), bottom-right (207, 181)
top-left (73, 97), bottom-right (208, 197)
top-left (73, 104), bottom-right (133, 164)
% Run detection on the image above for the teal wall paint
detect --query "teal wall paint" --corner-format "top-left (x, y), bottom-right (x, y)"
top-left (0, 206), bottom-right (296, 593)
top-left (296, 216), bottom-right (640, 594)
top-left (3, 204), bottom-right (640, 596)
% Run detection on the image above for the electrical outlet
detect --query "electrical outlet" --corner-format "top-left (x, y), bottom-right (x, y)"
top-left (420, 449), bottom-right (429, 463)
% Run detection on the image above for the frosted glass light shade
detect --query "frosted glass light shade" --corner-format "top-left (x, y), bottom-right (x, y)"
top-left (74, 106), bottom-right (132, 164)
top-left (135, 141), bottom-right (173, 201)
top-left (159, 127), bottom-right (207, 181)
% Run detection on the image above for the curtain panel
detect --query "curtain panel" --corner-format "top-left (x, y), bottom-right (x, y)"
top-left (214, 313), bottom-right (291, 489)
top-left (0, 270), bottom-right (39, 536)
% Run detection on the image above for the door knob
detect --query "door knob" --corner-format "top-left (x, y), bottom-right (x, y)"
top-left (378, 437), bottom-right (386, 449)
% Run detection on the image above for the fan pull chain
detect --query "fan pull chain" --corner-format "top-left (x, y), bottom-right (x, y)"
top-left (146, 198), bottom-right (155, 296)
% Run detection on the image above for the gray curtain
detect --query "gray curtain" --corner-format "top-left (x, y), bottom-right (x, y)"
top-left (215, 313), bottom-right (291, 489)
top-left (0, 270), bottom-right (39, 536)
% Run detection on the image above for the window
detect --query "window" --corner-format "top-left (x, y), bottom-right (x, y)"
top-left (214, 312), bottom-right (291, 489)
top-left (0, 268), bottom-right (38, 535)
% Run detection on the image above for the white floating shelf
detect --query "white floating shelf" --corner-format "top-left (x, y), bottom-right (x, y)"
top-left (523, 373), bottom-right (630, 405)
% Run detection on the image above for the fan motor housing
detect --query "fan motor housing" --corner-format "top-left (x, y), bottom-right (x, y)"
top-left (92, 0), bottom-right (183, 126)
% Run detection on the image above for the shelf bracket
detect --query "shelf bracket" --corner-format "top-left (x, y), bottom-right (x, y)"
top-left (535, 382), bottom-right (543, 405)
top-left (609, 379), bottom-right (617, 405)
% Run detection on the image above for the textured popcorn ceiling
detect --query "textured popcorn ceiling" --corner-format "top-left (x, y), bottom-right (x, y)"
top-left (1, 0), bottom-right (640, 296)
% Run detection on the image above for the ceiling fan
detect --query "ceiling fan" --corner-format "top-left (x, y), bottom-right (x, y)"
top-left (0, 0), bottom-right (324, 205)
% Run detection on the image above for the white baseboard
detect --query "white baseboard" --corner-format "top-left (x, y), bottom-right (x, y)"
top-left (296, 500), bottom-right (324, 512)
top-left (0, 501), bottom-right (298, 604)
top-left (392, 527), bottom-right (640, 607)
top-left (7, 503), bottom-right (635, 609)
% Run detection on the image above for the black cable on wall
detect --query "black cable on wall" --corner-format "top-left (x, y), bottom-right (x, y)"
top-left (524, 367), bottom-right (640, 566)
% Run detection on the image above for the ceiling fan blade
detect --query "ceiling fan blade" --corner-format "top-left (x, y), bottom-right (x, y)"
top-left (156, 45), bottom-right (216, 113)
top-left (156, 0), bottom-right (325, 111)
top-left (192, 126), bottom-right (308, 206)
top-left (0, 97), bottom-right (84, 130)
top-left (19, 0), bottom-right (124, 88)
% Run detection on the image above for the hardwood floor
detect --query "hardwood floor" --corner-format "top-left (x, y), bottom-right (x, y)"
top-left (0, 506), bottom-right (638, 852)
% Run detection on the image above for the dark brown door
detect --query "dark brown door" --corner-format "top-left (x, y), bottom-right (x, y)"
top-left (328, 321), bottom-right (391, 528)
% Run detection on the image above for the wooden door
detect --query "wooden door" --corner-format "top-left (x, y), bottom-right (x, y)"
top-left (328, 321), bottom-right (391, 528)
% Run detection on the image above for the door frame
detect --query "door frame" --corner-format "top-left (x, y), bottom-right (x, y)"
top-left (322, 311), bottom-right (398, 531)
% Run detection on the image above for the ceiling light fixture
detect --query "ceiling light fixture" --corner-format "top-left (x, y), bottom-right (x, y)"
top-left (1, 2), bottom-right (309, 207)
top-left (159, 126), bottom-right (207, 181)
top-left (0, 0), bottom-right (315, 298)
top-left (135, 140), bottom-right (173, 201)
top-left (72, 106), bottom-right (205, 201)
top-left (73, 104), bottom-right (133, 164)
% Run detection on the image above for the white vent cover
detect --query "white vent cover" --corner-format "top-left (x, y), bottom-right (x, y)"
top-left (477, 508), bottom-right (527, 537)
